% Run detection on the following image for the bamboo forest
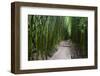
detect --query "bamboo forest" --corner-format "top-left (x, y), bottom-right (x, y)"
top-left (28, 15), bottom-right (88, 60)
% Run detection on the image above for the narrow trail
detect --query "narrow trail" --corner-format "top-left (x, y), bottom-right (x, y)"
top-left (49, 40), bottom-right (72, 60)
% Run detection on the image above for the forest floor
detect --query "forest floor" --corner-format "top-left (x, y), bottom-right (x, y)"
top-left (49, 40), bottom-right (73, 60)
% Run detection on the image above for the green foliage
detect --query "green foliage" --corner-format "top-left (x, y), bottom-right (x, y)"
top-left (70, 17), bottom-right (88, 57)
top-left (28, 15), bottom-right (88, 60)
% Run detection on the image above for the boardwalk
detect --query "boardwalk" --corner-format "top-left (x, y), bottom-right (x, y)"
top-left (49, 40), bottom-right (72, 60)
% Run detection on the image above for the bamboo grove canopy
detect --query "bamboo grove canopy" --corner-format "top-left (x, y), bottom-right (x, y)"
top-left (28, 15), bottom-right (88, 60)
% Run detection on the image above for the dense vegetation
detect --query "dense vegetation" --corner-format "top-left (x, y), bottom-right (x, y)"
top-left (28, 15), bottom-right (88, 60)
